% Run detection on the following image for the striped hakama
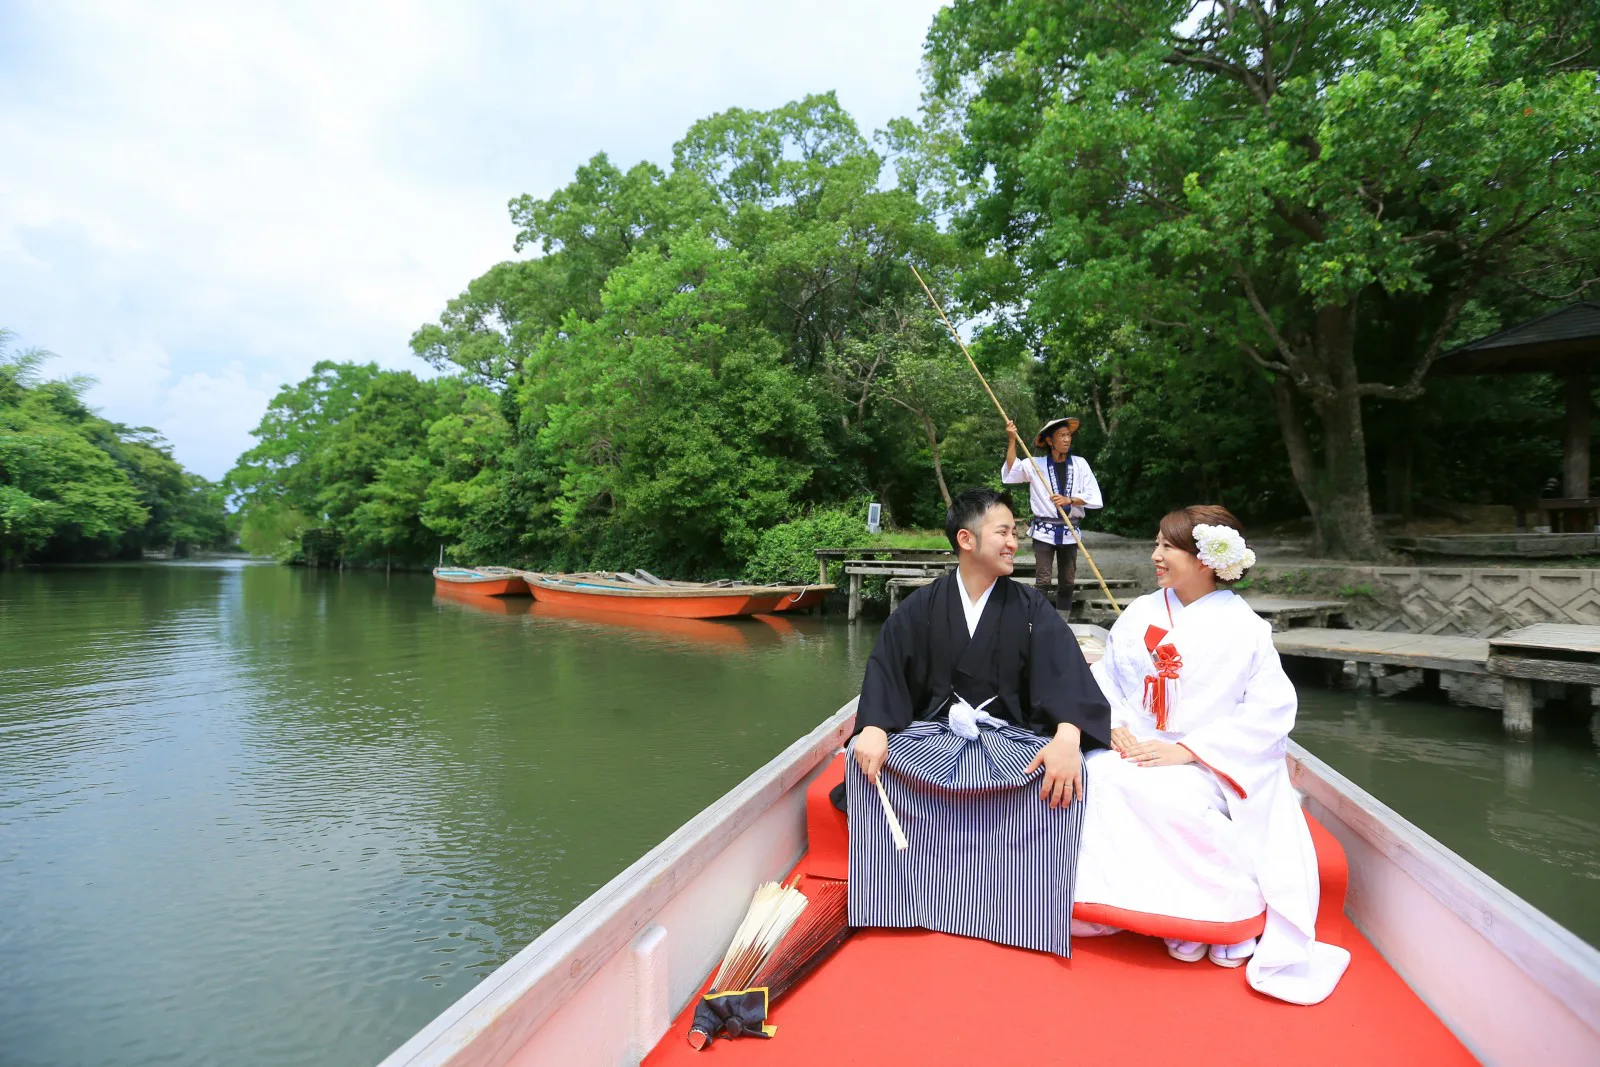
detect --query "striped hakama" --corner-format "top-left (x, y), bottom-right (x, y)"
top-left (846, 718), bottom-right (1087, 957)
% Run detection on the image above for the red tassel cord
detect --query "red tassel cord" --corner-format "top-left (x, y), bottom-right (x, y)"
top-left (1143, 643), bottom-right (1182, 731)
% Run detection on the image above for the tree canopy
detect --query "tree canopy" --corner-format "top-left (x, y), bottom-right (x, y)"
top-left (925, 0), bottom-right (1599, 556)
top-left (222, 5), bottom-right (1598, 571)
top-left (1, 330), bottom-right (228, 565)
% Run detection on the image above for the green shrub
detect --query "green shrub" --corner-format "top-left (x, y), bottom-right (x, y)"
top-left (744, 503), bottom-right (873, 585)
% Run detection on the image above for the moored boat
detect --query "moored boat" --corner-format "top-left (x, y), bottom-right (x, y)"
top-left (377, 697), bottom-right (1600, 1067)
top-left (520, 571), bottom-right (832, 620)
top-left (432, 566), bottom-right (528, 597)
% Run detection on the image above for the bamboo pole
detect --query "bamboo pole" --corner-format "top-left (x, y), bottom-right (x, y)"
top-left (908, 264), bottom-right (1122, 615)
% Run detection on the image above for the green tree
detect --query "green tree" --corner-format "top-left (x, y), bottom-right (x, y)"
top-left (926, 0), bottom-right (1600, 557)
top-left (522, 231), bottom-right (828, 573)
top-left (227, 362), bottom-right (449, 564)
top-left (0, 332), bottom-right (157, 563)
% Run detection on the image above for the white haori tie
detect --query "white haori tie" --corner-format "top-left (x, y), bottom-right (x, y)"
top-left (947, 694), bottom-right (1006, 740)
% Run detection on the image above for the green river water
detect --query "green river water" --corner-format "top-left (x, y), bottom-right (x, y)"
top-left (2, 561), bottom-right (1596, 1067)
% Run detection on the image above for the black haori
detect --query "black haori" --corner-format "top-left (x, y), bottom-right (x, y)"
top-left (846, 718), bottom-right (1087, 956)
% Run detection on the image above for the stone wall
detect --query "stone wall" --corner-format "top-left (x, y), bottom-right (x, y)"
top-left (1251, 564), bottom-right (1600, 636)
top-left (1365, 568), bottom-right (1600, 636)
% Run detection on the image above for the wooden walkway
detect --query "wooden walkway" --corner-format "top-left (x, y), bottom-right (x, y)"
top-left (1274, 623), bottom-right (1600, 735)
top-left (1274, 629), bottom-right (1490, 674)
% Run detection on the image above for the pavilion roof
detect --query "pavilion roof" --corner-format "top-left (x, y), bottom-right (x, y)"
top-left (1431, 301), bottom-right (1600, 376)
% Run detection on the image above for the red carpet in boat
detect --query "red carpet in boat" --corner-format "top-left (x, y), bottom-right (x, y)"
top-left (644, 756), bottom-right (1475, 1067)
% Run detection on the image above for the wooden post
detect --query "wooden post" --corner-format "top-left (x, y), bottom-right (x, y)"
top-left (1355, 661), bottom-right (1374, 691)
top-left (1563, 370), bottom-right (1590, 503)
top-left (848, 573), bottom-right (862, 621)
top-left (888, 581), bottom-right (902, 613)
top-left (1502, 677), bottom-right (1534, 737)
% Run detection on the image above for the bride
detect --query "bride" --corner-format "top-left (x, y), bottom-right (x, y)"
top-left (1073, 505), bottom-right (1350, 1005)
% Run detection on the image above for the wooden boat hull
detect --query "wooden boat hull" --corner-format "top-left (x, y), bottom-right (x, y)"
top-left (432, 567), bottom-right (528, 597)
top-left (433, 577), bottom-right (526, 597)
top-left (767, 587), bottom-right (828, 612)
top-left (528, 582), bottom-right (770, 618)
top-left (379, 703), bottom-right (1600, 1067)
top-left (521, 574), bottom-right (832, 619)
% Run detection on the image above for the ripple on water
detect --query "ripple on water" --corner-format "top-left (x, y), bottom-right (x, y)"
top-left (1, 563), bottom-right (871, 1067)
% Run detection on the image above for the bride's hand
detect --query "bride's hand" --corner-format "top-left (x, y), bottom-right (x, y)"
top-left (1125, 739), bottom-right (1195, 768)
top-left (1110, 726), bottom-right (1137, 755)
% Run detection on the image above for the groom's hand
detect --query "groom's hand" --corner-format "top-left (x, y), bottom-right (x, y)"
top-left (854, 726), bottom-right (889, 784)
top-left (1027, 724), bottom-right (1084, 808)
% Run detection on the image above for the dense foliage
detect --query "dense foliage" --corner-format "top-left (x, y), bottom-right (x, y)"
top-left (224, 3), bottom-right (1597, 570)
top-left (926, 0), bottom-right (1599, 556)
top-left (0, 331), bottom-right (229, 565)
top-left (229, 95), bottom-right (1032, 576)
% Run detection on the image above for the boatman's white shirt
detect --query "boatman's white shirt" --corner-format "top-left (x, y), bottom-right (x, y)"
top-left (955, 571), bottom-right (996, 637)
top-left (1001, 455), bottom-right (1102, 545)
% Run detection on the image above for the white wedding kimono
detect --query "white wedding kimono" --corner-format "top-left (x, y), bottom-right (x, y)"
top-left (1080, 588), bottom-right (1351, 1005)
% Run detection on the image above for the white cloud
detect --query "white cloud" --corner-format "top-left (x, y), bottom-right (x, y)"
top-left (0, 0), bottom-right (946, 480)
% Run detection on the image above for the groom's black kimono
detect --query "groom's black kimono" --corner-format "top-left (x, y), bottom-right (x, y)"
top-left (847, 572), bottom-right (1111, 956)
top-left (856, 571), bottom-right (1110, 742)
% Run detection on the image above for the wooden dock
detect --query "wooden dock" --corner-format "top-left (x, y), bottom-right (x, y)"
top-left (1488, 624), bottom-right (1600, 734)
top-left (1274, 623), bottom-right (1600, 735)
top-left (1274, 629), bottom-right (1490, 674)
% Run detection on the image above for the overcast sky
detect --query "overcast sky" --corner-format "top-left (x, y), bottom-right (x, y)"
top-left (0, 0), bottom-right (947, 479)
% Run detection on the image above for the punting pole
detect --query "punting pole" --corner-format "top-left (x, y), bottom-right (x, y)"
top-left (908, 264), bottom-right (1122, 616)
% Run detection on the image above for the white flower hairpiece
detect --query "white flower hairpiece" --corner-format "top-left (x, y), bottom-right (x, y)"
top-left (1193, 523), bottom-right (1256, 582)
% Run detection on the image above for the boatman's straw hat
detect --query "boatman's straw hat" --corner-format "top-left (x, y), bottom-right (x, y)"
top-left (1034, 416), bottom-right (1080, 447)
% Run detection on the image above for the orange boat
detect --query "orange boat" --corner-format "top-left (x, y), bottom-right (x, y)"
top-left (769, 586), bottom-right (828, 612)
top-left (520, 571), bottom-right (832, 620)
top-left (432, 566), bottom-right (528, 597)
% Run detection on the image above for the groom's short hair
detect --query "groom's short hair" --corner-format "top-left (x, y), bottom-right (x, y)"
top-left (946, 487), bottom-right (1015, 550)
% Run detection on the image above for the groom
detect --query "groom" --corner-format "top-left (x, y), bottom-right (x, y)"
top-left (846, 486), bottom-right (1110, 956)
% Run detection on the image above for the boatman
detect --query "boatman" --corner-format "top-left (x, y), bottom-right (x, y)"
top-left (1003, 416), bottom-right (1102, 616)
top-left (846, 487), bottom-right (1111, 956)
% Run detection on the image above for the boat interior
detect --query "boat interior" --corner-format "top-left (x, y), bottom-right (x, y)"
top-left (641, 752), bottom-right (1474, 1067)
top-left (379, 706), bottom-right (1600, 1067)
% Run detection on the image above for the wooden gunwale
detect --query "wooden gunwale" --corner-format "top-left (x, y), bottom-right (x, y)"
top-left (1290, 742), bottom-right (1600, 1064)
top-left (380, 709), bottom-right (1600, 1067)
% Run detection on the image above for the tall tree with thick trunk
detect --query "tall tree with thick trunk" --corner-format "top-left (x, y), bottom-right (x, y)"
top-left (925, 0), bottom-right (1598, 557)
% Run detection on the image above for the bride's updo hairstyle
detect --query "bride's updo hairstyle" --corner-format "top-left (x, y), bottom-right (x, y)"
top-left (1158, 505), bottom-right (1254, 585)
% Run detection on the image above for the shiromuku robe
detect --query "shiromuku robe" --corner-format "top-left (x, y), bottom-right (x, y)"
top-left (847, 572), bottom-right (1111, 955)
top-left (1081, 588), bottom-right (1351, 1004)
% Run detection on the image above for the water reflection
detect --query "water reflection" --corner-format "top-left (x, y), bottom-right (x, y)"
top-left (0, 562), bottom-right (871, 1067)
top-left (1293, 685), bottom-right (1600, 945)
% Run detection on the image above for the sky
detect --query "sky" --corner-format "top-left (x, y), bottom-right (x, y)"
top-left (0, 0), bottom-right (948, 480)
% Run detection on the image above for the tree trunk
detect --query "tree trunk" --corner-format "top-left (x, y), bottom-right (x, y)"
top-left (1311, 388), bottom-right (1385, 558)
top-left (1265, 305), bottom-right (1386, 560)
top-left (919, 410), bottom-right (953, 508)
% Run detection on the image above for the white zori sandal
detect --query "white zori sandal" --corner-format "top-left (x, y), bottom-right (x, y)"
top-left (1208, 938), bottom-right (1257, 968)
top-left (1164, 938), bottom-right (1207, 963)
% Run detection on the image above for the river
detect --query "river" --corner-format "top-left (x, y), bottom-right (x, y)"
top-left (2, 561), bottom-right (1596, 1067)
